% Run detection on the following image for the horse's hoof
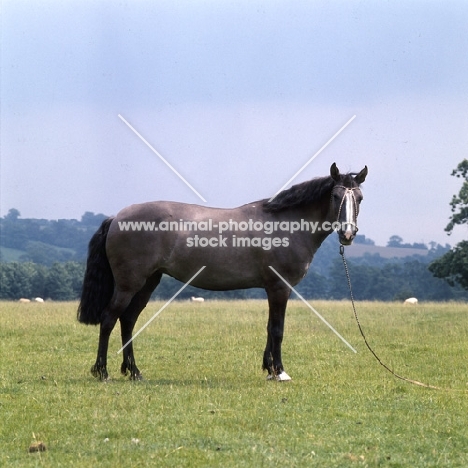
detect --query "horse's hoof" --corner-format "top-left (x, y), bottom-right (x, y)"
top-left (266, 371), bottom-right (292, 382)
top-left (90, 365), bottom-right (99, 377)
top-left (90, 365), bottom-right (108, 381)
top-left (130, 373), bottom-right (144, 381)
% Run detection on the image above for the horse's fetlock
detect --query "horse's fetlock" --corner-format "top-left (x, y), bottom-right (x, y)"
top-left (91, 363), bottom-right (108, 381)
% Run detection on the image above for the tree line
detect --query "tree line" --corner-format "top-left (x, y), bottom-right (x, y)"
top-left (0, 262), bottom-right (85, 301)
top-left (1, 237), bottom-right (465, 302)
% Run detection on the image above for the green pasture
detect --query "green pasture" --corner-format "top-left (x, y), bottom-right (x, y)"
top-left (1, 299), bottom-right (468, 467)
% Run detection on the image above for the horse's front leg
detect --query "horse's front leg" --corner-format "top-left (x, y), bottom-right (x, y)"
top-left (263, 284), bottom-right (292, 381)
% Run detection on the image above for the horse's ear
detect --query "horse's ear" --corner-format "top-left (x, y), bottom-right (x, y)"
top-left (354, 166), bottom-right (368, 184)
top-left (330, 162), bottom-right (340, 181)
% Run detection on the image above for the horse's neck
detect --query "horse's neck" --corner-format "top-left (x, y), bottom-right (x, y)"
top-left (276, 205), bottom-right (332, 257)
top-left (290, 204), bottom-right (332, 231)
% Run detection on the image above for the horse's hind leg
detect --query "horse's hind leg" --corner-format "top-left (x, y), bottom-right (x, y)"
top-left (91, 289), bottom-right (135, 380)
top-left (120, 272), bottom-right (163, 380)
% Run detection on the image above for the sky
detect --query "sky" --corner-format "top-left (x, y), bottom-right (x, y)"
top-left (1, 0), bottom-right (468, 247)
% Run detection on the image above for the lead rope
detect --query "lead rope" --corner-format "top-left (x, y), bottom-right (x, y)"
top-left (339, 245), bottom-right (441, 390)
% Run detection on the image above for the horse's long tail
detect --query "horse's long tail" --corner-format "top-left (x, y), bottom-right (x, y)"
top-left (77, 217), bottom-right (115, 325)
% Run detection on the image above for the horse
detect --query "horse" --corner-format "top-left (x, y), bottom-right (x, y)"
top-left (78, 162), bottom-right (368, 381)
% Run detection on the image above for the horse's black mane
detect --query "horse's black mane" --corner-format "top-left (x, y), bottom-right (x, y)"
top-left (262, 173), bottom-right (359, 213)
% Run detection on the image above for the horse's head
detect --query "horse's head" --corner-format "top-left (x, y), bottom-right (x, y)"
top-left (329, 162), bottom-right (368, 246)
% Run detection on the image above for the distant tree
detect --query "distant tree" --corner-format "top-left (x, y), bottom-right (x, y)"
top-left (430, 241), bottom-right (468, 290)
top-left (295, 268), bottom-right (329, 299)
top-left (411, 242), bottom-right (428, 250)
top-left (429, 159), bottom-right (468, 290)
top-left (445, 159), bottom-right (468, 233)
top-left (64, 262), bottom-right (86, 298)
top-left (427, 242), bottom-right (451, 260)
top-left (4, 208), bottom-right (20, 221)
top-left (0, 209), bottom-right (28, 249)
top-left (386, 235), bottom-right (425, 249)
top-left (45, 263), bottom-right (75, 300)
top-left (354, 234), bottom-right (375, 245)
top-left (30, 264), bottom-right (48, 298)
top-left (0, 262), bottom-right (40, 299)
top-left (81, 212), bottom-right (108, 226)
top-left (387, 235), bottom-right (403, 247)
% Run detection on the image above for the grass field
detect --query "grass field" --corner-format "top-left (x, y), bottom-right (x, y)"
top-left (1, 299), bottom-right (468, 467)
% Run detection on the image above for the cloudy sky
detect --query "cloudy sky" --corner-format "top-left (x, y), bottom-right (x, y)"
top-left (1, 0), bottom-right (468, 247)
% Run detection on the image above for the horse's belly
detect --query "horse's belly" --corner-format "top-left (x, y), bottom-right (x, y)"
top-left (167, 260), bottom-right (265, 291)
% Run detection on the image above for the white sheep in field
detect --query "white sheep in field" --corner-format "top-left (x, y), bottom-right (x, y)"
top-left (404, 297), bottom-right (418, 305)
top-left (190, 296), bottom-right (205, 303)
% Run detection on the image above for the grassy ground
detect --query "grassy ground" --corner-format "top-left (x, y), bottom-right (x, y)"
top-left (1, 299), bottom-right (468, 467)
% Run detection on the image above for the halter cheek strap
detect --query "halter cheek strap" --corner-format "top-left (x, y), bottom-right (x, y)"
top-left (331, 185), bottom-right (360, 232)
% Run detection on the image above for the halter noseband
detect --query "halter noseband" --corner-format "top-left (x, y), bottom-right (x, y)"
top-left (331, 185), bottom-right (360, 232)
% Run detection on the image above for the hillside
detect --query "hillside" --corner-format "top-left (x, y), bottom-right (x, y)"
top-left (0, 209), bottom-right (108, 264)
top-left (344, 243), bottom-right (430, 259)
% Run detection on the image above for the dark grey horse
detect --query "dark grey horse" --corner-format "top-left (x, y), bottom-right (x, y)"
top-left (78, 162), bottom-right (368, 381)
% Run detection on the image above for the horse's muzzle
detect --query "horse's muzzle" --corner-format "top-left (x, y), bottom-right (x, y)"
top-left (338, 226), bottom-right (357, 246)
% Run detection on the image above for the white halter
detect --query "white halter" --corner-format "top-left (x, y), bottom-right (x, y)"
top-left (332, 185), bottom-right (360, 233)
